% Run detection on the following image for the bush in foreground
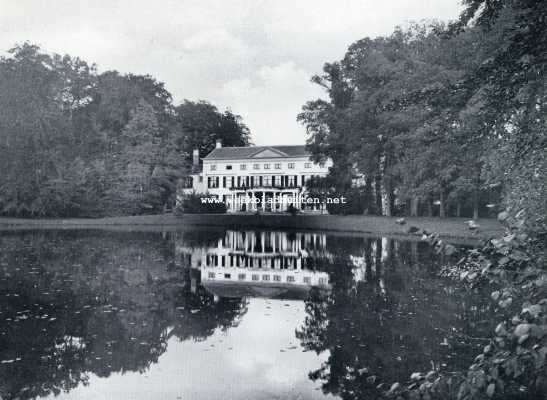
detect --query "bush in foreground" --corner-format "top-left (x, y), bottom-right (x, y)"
top-left (384, 210), bottom-right (547, 400)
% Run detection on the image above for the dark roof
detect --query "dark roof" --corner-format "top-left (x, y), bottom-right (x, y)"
top-left (204, 145), bottom-right (309, 160)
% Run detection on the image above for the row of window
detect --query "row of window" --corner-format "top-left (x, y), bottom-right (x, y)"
top-left (208, 175), bottom-right (316, 189)
top-left (207, 253), bottom-right (304, 268)
top-left (210, 162), bottom-right (313, 171)
top-left (207, 271), bottom-right (327, 285)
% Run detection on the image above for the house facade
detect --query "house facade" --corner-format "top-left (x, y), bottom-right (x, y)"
top-left (178, 140), bottom-right (331, 212)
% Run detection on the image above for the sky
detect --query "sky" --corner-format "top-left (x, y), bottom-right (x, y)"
top-left (0, 0), bottom-right (462, 145)
top-left (46, 299), bottom-right (335, 400)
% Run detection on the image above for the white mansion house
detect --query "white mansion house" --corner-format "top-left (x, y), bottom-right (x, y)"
top-left (178, 140), bottom-right (332, 212)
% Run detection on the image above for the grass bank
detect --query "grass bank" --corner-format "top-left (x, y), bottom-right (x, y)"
top-left (0, 213), bottom-right (503, 239)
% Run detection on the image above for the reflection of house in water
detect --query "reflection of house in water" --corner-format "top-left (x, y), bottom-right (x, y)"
top-left (176, 231), bottom-right (331, 300)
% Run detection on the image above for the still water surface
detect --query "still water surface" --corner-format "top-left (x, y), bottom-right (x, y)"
top-left (0, 228), bottom-right (494, 400)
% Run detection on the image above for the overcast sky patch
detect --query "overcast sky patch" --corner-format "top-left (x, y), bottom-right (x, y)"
top-left (0, 0), bottom-right (462, 144)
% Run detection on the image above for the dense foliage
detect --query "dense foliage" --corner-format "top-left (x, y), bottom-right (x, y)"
top-left (175, 192), bottom-right (227, 214)
top-left (0, 44), bottom-right (251, 217)
top-left (298, 2), bottom-right (546, 221)
top-left (298, 0), bottom-right (547, 398)
top-left (306, 175), bottom-right (370, 215)
top-left (380, 212), bottom-right (546, 400)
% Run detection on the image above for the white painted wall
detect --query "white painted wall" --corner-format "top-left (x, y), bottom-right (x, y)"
top-left (180, 156), bottom-right (331, 195)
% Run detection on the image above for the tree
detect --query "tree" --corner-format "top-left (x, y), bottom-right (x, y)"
top-left (298, 62), bottom-right (356, 191)
top-left (298, 23), bottom-right (509, 218)
top-left (0, 43), bottom-right (69, 216)
top-left (174, 100), bottom-right (251, 167)
top-left (105, 99), bottom-right (161, 214)
top-left (452, 0), bottom-right (547, 225)
top-left (0, 43), bottom-right (252, 217)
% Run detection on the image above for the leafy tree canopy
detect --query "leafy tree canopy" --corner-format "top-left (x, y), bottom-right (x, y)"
top-left (0, 43), bottom-right (252, 217)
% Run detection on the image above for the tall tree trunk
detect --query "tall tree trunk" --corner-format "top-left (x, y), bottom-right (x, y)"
top-left (364, 178), bottom-right (373, 215)
top-left (473, 201), bottom-right (479, 220)
top-left (427, 198), bottom-right (433, 217)
top-left (456, 202), bottom-right (461, 218)
top-left (410, 197), bottom-right (419, 217)
top-left (374, 174), bottom-right (382, 215)
top-left (473, 188), bottom-right (479, 220)
top-left (439, 190), bottom-right (446, 218)
top-left (473, 166), bottom-right (481, 220)
top-left (378, 151), bottom-right (392, 217)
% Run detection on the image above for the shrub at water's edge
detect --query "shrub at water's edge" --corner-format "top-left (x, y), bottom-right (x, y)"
top-left (383, 209), bottom-right (546, 400)
top-left (175, 193), bottom-right (227, 214)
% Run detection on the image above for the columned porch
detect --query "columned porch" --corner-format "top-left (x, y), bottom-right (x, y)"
top-left (228, 188), bottom-right (302, 212)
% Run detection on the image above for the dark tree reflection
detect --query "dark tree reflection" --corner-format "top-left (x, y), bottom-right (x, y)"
top-left (297, 237), bottom-right (496, 400)
top-left (0, 230), bottom-right (246, 400)
top-left (169, 268), bottom-right (248, 341)
top-left (0, 229), bottom-right (496, 400)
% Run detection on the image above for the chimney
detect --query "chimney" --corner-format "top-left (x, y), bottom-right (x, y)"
top-left (215, 139), bottom-right (222, 149)
top-left (192, 149), bottom-right (199, 166)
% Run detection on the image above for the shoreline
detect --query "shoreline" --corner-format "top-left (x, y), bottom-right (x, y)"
top-left (0, 213), bottom-right (503, 240)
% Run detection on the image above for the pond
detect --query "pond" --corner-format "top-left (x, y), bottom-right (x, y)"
top-left (0, 228), bottom-right (495, 400)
